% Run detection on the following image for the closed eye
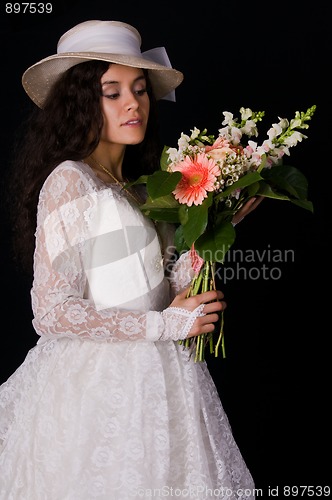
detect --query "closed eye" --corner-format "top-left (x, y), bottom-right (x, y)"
top-left (102, 93), bottom-right (120, 99)
top-left (102, 89), bottom-right (147, 99)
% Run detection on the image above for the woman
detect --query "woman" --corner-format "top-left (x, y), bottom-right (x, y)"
top-left (0, 20), bottom-right (259, 499)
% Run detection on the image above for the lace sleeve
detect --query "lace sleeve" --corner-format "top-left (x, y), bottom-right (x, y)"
top-left (168, 250), bottom-right (195, 298)
top-left (31, 162), bottom-right (200, 343)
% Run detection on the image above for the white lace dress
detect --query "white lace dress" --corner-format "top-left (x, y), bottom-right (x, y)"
top-left (0, 161), bottom-right (255, 499)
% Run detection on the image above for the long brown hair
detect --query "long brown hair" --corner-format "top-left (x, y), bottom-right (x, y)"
top-left (8, 60), bottom-right (161, 274)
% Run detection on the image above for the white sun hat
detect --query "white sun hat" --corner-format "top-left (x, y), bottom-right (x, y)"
top-left (22, 20), bottom-right (184, 108)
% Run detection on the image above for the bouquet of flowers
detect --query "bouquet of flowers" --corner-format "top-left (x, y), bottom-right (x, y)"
top-left (132, 105), bottom-right (316, 361)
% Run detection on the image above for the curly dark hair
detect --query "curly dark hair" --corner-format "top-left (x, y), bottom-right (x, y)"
top-left (8, 60), bottom-right (162, 274)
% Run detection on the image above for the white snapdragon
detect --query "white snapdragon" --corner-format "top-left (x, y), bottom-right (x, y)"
top-left (283, 131), bottom-right (307, 147)
top-left (272, 147), bottom-right (287, 160)
top-left (267, 123), bottom-right (283, 140)
top-left (278, 117), bottom-right (289, 130)
top-left (229, 127), bottom-right (242, 145)
top-left (218, 126), bottom-right (231, 140)
top-left (166, 147), bottom-right (181, 164)
top-left (190, 127), bottom-right (201, 140)
top-left (239, 107), bottom-right (253, 121)
top-left (241, 120), bottom-right (258, 137)
top-left (260, 139), bottom-right (274, 154)
top-left (221, 111), bottom-right (235, 126)
top-left (177, 133), bottom-right (191, 152)
top-left (249, 152), bottom-right (263, 168)
top-left (289, 117), bottom-right (302, 129)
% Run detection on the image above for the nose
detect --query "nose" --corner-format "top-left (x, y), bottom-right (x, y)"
top-left (125, 92), bottom-right (139, 111)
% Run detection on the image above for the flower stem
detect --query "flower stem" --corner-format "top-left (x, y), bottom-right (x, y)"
top-left (214, 311), bottom-right (225, 358)
top-left (180, 259), bottom-right (226, 362)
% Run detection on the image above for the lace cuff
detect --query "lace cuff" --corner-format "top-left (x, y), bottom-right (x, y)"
top-left (158, 304), bottom-right (205, 341)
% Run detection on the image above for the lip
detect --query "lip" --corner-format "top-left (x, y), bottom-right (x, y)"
top-left (122, 118), bottom-right (143, 126)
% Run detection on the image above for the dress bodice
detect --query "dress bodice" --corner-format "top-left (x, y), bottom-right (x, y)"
top-left (31, 160), bottom-right (171, 343)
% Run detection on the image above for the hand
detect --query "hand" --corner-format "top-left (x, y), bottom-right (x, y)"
top-left (232, 196), bottom-right (264, 225)
top-left (170, 287), bottom-right (226, 339)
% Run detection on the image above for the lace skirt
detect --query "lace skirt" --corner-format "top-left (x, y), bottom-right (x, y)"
top-left (0, 337), bottom-right (255, 499)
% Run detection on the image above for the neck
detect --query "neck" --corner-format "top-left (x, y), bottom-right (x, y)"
top-left (88, 155), bottom-right (125, 183)
top-left (88, 146), bottom-right (125, 181)
top-left (86, 154), bottom-right (142, 206)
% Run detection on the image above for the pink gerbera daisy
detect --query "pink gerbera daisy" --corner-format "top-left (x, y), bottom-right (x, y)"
top-left (172, 153), bottom-right (220, 206)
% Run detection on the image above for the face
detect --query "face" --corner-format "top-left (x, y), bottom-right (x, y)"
top-left (99, 64), bottom-right (150, 148)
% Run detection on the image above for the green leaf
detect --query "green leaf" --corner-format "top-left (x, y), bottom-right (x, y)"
top-left (174, 225), bottom-right (190, 253)
top-left (195, 222), bottom-right (236, 263)
top-left (140, 194), bottom-right (181, 222)
top-left (140, 194), bottom-right (180, 210)
top-left (246, 181), bottom-right (261, 198)
top-left (178, 204), bottom-right (189, 225)
top-left (182, 194), bottom-right (213, 247)
top-left (290, 198), bottom-right (314, 212)
top-left (215, 171), bottom-right (263, 200)
top-left (261, 164), bottom-right (309, 200)
top-left (147, 170), bottom-right (182, 200)
top-left (256, 181), bottom-right (294, 200)
top-left (255, 181), bottom-right (313, 212)
top-left (125, 175), bottom-right (148, 188)
top-left (160, 145), bottom-right (172, 171)
top-left (141, 208), bottom-right (181, 222)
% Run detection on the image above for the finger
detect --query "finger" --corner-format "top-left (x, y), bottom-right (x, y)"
top-left (246, 196), bottom-right (264, 212)
top-left (196, 289), bottom-right (224, 304)
top-left (199, 312), bottom-right (220, 325)
top-left (202, 300), bottom-right (226, 314)
top-left (246, 197), bottom-right (257, 207)
top-left (241, 197), bottom-right (258, 214)
top-left (250, 196), bottom-right (264, 210)
top-left (187, 313), bottom-right (221, 338)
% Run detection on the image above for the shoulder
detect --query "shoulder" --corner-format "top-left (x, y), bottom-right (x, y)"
top-left (45, 160), bottom-right (94, 188)
top-left (40, 160), bottom-right (97, 203)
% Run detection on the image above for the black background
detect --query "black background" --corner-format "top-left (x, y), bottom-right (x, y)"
top-left (1, 1), bottom-right (331, 498)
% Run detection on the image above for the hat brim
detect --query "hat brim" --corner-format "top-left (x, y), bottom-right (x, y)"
top-left (22, 52), bottom-right (184, 108)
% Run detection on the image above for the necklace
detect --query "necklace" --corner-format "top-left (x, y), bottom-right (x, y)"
top-left (89, 155), bottom-right (142, 205)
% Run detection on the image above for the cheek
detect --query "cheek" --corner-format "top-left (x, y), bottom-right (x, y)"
top-left (100, 118), bottom-right (110, 139)
top-left (100, 106), bottom-right (116, 137)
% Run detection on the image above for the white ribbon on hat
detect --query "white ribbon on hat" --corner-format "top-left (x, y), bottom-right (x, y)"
top-left (58, 23), bottom-right (142, 55)
top-left (143, 47), bottom-right (176, 102)
top-left (59, 23), bottom-right (176, 102)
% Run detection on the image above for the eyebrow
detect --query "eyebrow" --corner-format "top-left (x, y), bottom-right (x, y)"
top-left (101, 75), bottom-right (146, 87)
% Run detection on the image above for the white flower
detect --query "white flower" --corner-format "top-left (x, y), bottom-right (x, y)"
top-left (241, 119), bottom-right (258, 137)
top-left (221, 111), bottom-right (234, 126)
top-left (190, 127), bottom-right (201, 140)
top-left (178, 132), bottom-right (191, 151)
top-left (258, 139), bottom-right (274, 154)
top-left (267, 123), bottom-right (283, 140)
top-left (229, 127), bottom-right (242, 145)
top-left (273, 147), bottom-right (287, 159)
top-left (239, 107), bottom-right (253, 120)
top-left (278, 117), bottom-right (289, 130)
top-left (283, 131), bottom-right (306, 147)
top-left (290, 117), bottom-right (302, 129)
top-left (166, 147), bottom-right (180, 164)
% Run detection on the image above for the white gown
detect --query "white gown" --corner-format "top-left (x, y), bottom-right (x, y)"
top-left (0, 161), bottom-right (255, 499)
